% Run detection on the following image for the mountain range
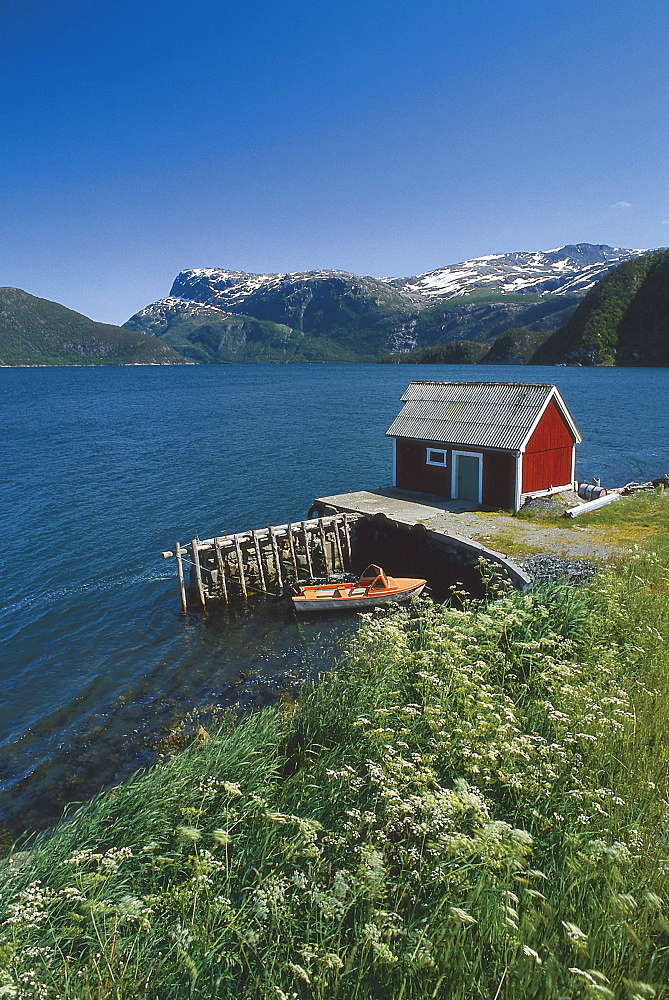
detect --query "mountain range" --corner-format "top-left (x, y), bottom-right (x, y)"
top-left (3, 243), bottom-right (666, 366)
top-left (124, 244), bottom-right (646, 363)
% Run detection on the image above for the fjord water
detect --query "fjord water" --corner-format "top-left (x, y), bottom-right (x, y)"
top-left (1, 364), bottom-right (667, 834)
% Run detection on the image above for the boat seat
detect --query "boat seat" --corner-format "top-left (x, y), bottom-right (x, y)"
top-left (357, 564), bottom-right (389, 590)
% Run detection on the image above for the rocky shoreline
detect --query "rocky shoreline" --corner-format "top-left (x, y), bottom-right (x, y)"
top-left (516, 553), bottom-right (600, 585)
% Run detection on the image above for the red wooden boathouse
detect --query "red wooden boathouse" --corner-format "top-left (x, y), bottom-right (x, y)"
top-left (386, 381), bottom-right (582, 511)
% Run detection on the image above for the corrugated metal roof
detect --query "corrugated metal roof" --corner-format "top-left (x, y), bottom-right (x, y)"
top-left (386, 381), bottom-right (581, 450)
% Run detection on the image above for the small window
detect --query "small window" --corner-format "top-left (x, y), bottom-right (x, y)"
top-left (426, 448), bottom-right (448, 467)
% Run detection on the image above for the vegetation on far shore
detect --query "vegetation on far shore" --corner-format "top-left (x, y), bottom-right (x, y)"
top-left (534, 250), bottom-right (669, 367)
top-left (1, 495), bottom-right (669, 998)
top-left (378, 340), bottom-right (489, 365)
top-left (0, 288), bottom-right (189, 367)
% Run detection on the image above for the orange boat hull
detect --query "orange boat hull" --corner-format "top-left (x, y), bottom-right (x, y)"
top-left (291, 577), bottom-right (426, 613)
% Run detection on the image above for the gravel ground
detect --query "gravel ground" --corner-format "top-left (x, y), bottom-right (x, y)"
top-left (515, 553), bottom-right (600, 586)
top-left (419, 506), bottom-right (620, 564)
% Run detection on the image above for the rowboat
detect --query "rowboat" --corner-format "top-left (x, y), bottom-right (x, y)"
top-left (291, 564), bottom-right (426, 612)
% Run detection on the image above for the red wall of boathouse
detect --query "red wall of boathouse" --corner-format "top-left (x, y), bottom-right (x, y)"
top-left (521, 399), bottom-right (575, 494)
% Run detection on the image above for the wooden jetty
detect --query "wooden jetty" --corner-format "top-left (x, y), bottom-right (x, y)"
top-left (162, 489), bottom-right (532, 612)
top-left (162, 513), bottom-right (359, 612)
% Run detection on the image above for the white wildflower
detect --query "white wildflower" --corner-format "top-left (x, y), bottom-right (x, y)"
top-left (522, 945), bottom-right (542, 964)
top-left (222, 780), bottom-right (242, 797)
top-left (562, 920), bottom-right (588, 943)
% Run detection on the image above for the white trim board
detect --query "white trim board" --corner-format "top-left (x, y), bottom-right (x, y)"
top-left (425, 447), bottom-right (448, 467)
top-left (521, 482), bottom-right (574, 501)
top-left (514, 452), bottom-right (522, 512)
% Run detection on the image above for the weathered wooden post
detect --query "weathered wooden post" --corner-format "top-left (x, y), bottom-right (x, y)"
top-left (301, 520), bottom-right (315, 579)
top-left (318, 519), bottom-right (330, 579)
top-left (252, 530), bottom-right (268, 593)
top-left (214, 537), bottom-right (229, 603)
top-left (269, 527), bottom-right (283, 592)
top-left (287, 523), bottom-right (299, 580)
top-left (233, 535), bottom-right (248, 599)
top-left (332, 519), bottom-right (345, 572)
top-left (175, 542), bottom-right (188, 613)
top-left (191, 538), bottom-right (206, 608)
top-left (343, 513), bottom-right (352, 568)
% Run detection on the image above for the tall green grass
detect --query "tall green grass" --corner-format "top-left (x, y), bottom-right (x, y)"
top-left (1, 539), bottom-right (669, 999)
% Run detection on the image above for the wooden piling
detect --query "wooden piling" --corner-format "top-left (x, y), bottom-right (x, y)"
top-left (252, 530), bottom-right (268, 593)
top-left (175, 542), bottom-right (188, 613)
top-left (269, 527), bottom-right (283, 592)
top-left (233, 535), bottom-right (248, 599)
top-left (301, 520), bottom-right (315, 579)
top-left (318, 519), bottom-right (330, 579)
top-left (287, 523), bottom-right (299, 580)
top-left (192, 539), bottom-right (206, 608)
top-left (342, 513), bottom-right (352, 568)
top-left (214, 537), bottom-right (229, 603)
top-left (163, 513), bottom-right (360, 607)
top-left (332, 521), bottom-right (344, 572)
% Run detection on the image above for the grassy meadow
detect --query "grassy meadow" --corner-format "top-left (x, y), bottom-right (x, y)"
top-left (1, 493), bottom-right (668, 999)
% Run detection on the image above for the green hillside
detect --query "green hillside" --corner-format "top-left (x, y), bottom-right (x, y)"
top-left (479, 328), bottom-right (549, 364)
top-left (412, 291), bottom-right (580, 347)
top-left (124, 306), bottom-right (382, 363)
top-left (531, 250), bottom-right (669, 366)
top-left (378, 340), bottom-right (489, 364)
top-left (378, 327), bottom-right (551, 366)
top-left (0, 288), bottom-right (190, 366)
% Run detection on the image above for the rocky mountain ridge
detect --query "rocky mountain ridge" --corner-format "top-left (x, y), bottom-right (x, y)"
top-left (124, 244), bottom-right (654, 363)
top-left (388, 243), bottom-right (646, 298)
top-left (169, 244), bottom-right (646, 309)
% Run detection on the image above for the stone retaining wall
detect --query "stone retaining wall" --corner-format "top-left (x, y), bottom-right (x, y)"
top-left (350, 513), bottom-right (530, 600)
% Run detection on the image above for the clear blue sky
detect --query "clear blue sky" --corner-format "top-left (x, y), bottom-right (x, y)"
top-left (2, 0), bottom-right (668, 325)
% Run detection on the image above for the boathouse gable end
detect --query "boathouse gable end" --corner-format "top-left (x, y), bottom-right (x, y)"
top-left (386, 381), bottom-right (581, 511)
top-left (521, 397), bottom-right (576, 497)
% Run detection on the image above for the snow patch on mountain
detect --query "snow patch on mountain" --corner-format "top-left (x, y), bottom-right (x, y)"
top-left (123, 297), bottom-right (235, 337)
top-left (162, 245), bottom-right (651, 318)
top-left (133, 296), bottom-right (233, 319)
top-left (169, 268), bottom-right (370, 312)
top-left (387, 244), bottom-right (649, 299)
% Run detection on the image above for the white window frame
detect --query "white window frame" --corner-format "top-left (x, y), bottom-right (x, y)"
top-left (425, 447), bottom-right (448, 467)
top-left (451, 450), bottom-right (483, 504)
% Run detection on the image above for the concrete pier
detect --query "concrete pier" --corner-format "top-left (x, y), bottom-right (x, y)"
top-left (313, 487), bottom-right (495, 523)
